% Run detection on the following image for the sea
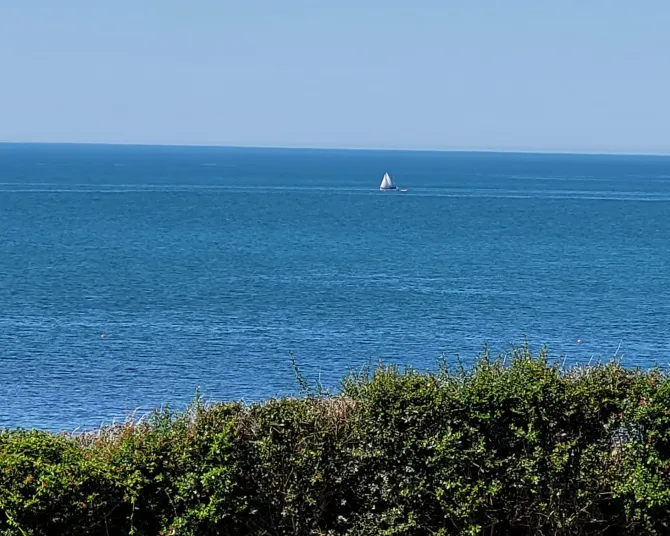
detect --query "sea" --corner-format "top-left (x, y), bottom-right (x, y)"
top-left (1, 143), bottom-right (669, 430)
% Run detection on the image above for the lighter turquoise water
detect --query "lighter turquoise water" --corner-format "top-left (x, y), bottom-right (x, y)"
top-left (1, 144), bottom-right (669, 429)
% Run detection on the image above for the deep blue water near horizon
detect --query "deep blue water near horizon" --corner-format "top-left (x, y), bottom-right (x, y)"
top-left (1, 143), bottom-right (669, 430)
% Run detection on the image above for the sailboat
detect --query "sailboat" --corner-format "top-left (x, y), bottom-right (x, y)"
top-left (379, 172), bottom-right (398, 191)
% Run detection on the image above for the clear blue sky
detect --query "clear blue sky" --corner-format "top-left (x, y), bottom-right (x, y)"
top-left (1, 1), bottom-right (669, 153)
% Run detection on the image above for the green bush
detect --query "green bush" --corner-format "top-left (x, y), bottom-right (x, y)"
top-left (1, 345), bottom-right (670, 535)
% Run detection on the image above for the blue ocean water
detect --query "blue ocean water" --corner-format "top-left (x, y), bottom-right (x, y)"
top-left (1, 143), bottom-right (669, 430)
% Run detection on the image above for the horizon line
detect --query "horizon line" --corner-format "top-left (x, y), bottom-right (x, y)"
top-left (2, 140), bottom-right (670, 158)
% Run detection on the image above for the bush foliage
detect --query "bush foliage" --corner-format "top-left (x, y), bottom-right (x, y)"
top-left (2, 345), bottom-right (670, 535)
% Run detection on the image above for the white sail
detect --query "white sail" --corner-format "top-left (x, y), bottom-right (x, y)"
top-left (380, 172), bottom-right (396, 190)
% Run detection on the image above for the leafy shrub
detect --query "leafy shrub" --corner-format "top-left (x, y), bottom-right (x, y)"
top-left (1, 345), bottom-right (669, 535)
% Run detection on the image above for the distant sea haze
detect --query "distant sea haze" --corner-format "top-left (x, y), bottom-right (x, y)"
top-left (1, 143), bottom-right (669, 430)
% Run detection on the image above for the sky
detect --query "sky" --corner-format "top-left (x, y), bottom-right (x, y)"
top-left (0, 1), bottom-right (669, 153)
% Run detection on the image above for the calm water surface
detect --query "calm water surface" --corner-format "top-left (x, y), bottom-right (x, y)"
top-left (1, 144), bottom-right (669, 429)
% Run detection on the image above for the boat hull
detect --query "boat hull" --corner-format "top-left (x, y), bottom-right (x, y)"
top-left (380, 186), bottom-right (398, 191)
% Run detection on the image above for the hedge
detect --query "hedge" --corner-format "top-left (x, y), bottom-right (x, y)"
top-left (2, 345), bottom-right (670, 535)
